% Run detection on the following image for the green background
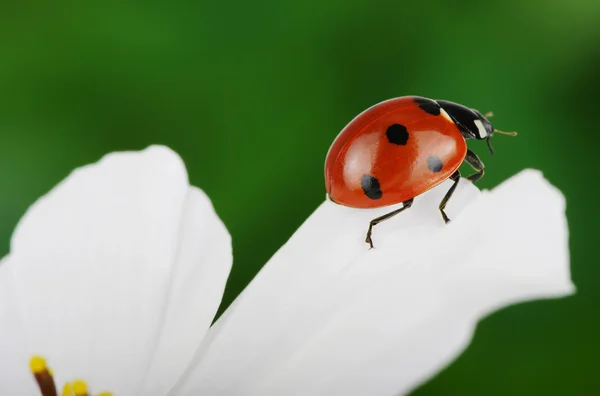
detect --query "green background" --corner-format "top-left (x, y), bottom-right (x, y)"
top-left (1, 2), bottom-right (598, 394)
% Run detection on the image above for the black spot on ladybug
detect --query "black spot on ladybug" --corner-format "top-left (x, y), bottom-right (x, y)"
top-left (413, 97), bottom-right (441, 116)
top-left (427, 156), bottom-right (443, 173)
top-left (386, 124), bottom-right (409, 145)
top-left (361, 174), bottom-right (382, 200)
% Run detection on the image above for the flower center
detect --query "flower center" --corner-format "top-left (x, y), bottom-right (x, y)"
top-left (30, 356), bottom-right (113, 396)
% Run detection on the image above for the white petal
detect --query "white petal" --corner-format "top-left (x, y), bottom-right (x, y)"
top-left (0, 257), bottom-right (37, 394)
top-left (174, 169), bottom-right (573, 396)
top-left (141, 187), bottom-right (232, 396)
top-left (0, 146), bottom-right (231, 395)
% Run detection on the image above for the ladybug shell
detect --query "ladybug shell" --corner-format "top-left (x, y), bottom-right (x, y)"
top-left (325, 96), bottom-right (467, 208)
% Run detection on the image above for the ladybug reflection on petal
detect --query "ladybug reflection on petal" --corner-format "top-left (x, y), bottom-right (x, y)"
top-left (324, 96), bottom-right (516, 248)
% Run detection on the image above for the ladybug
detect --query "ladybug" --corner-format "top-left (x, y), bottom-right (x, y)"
top-left (324, 96), bottom-right (516, 248)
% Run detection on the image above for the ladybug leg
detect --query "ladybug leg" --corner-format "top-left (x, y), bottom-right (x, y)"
top-left (465, 149), bottom-right (485, 183)
top-left (439, 170), bottom-right (461, 224)
top-left (365, 199), bottom-right (414, 249)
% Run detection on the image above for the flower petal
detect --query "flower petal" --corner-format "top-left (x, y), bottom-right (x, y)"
top-left (0, 257), bottom-right (37, 394)
top-left (174, 169), bottom-right (573, 396)
top-left (141, 186), bottom-right (232, 395)
top-left (0, 146), bottom-right (231, 395)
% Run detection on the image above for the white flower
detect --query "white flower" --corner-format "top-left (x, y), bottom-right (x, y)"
top-left (0, 146), bottom-right (573, 396)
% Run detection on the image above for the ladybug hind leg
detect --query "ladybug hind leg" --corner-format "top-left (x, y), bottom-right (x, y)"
top-left (465, 149), bottom-right (485, 183)
top-left (365, 199), bottom-right (414, 249)
top-left (439, 170), bottom-right (461, 224)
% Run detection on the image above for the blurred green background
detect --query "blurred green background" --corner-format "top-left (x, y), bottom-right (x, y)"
top-left (1, 1), bottom-right (598, 394)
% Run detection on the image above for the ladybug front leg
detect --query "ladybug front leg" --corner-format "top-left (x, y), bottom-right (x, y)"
top-left (439, 170), bottom-right (461, 224)
top-left (365, 199), bottom-right (414, 249)
top-left (465, 149), bottom-right (485, 183)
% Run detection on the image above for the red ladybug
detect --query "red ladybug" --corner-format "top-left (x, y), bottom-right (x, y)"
top-left (324, 96), bottom-right (516, 248)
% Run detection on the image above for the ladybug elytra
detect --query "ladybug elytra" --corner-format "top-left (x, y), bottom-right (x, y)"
top-left (324, 96), bottom-right (516, 248)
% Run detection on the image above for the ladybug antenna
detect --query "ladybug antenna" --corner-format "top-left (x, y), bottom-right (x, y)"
top-left (493, 128), bottom-right (517, 136)
top-left (487, 128), bottom-right (516, 155)
top-left (484, 111), bottom-right (494, 118)
top-left (486, 136), bottom-right (494, 155)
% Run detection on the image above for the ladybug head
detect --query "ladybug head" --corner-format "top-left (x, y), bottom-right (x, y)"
top-left (472, 110), bottom-right (494, 139)
top-left (472, 110), bottom-right (517, 155)
top-left (471, 110), bottom-right (495, 154)
top-left (436, 100), bottom-right (516, 155)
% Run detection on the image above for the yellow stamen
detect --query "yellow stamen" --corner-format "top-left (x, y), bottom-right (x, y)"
top-left (30, 355), bottom-right (57, 396)
top-left (62, 383), bottom-right (74, 396)
top-left (30, 356), bottom-right (48, 374)
top-left (30, 355), bottom-right (112, 396)
top-left (72, 380), bottom-right (89, 396)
